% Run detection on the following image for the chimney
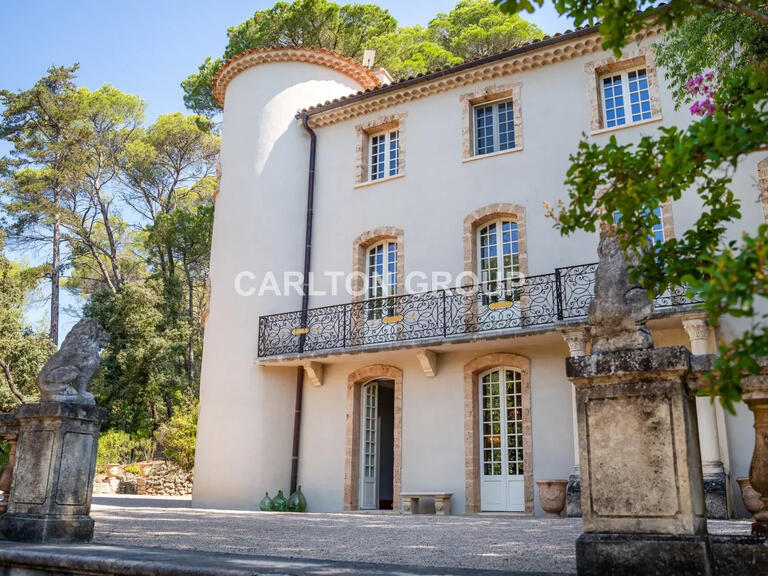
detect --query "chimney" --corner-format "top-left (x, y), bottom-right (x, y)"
top-left (362, 50), bottom-right (376, 68)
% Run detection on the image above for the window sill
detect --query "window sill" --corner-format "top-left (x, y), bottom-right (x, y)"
top-left (590, 116), bottom-right (663, 137)
top-left (354, 173), bottom-right (405, 189)
top-left (462, 147), bottom-right (523, 163)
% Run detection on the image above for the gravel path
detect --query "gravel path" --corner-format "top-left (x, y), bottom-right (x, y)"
top-left (90, 496), bottom-right (752, 575)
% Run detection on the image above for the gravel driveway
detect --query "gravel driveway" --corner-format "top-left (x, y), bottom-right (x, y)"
top-left (90, 496), bottom-right (752, 575)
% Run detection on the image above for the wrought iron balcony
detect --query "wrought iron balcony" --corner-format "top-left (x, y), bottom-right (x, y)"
top-left (257, 263), bottom-right (700, 359)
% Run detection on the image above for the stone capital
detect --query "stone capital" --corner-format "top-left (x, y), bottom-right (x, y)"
top-left (561, 328), bottom-right (590, 357)
top-left (682, 317), bottom-right (710, 343)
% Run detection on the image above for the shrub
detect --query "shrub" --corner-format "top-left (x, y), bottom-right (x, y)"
top-left (157, 401), bottom-right (198, 472)
top-left (123, 463), bottom-right (142, 476)
top-left (97, 430), bottom-right (134, 470)
top-left (134, 438), bottom-right (157, 462)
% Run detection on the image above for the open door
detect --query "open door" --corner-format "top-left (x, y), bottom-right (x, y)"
top-left (360, 381), bottom-right (379, 509)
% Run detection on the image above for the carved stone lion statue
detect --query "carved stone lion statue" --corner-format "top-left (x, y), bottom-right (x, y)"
top-left (588, 223), bottom-right (654, 353)
top-left (37, 319), bottom-right (110, 405)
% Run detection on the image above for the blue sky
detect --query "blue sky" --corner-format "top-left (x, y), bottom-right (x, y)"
top-left (0, 1), bottom-right (572, 340)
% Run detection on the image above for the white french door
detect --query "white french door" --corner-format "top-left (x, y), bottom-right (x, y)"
top-left (360, 381), bottom-right (379, 510)
top-left (364, 241), bottom-right (398, 343)
top-left (479, 368), bottom-right (525, 511)
top-left (477, 220), bottom-right (522, 322)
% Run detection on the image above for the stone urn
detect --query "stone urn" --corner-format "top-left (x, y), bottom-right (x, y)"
top-left (736, 478), bottom-right (765, 515)
top-left (537, 479), bottom-right (568, 517)
top-left (106, 464), bottom-right (123, 478)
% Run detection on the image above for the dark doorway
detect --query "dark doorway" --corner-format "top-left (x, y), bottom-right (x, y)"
top-left (378, 381), bottom-right (395, 510)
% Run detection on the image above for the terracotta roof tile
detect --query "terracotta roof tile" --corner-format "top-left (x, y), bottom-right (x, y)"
top-left (299, 23), bottom-right (602, 117)
top-left (212, 45), bottom-right (380, 107)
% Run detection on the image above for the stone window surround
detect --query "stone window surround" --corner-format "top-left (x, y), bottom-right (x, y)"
top-left (344, 364), bottom-right (403, 511)
top-left (585, 46), bottom-right (663, 134)
top-left (659, 201), bottom-right (675, 241)
top-left (759, 157), bottom-right (768, 223)
top-left (351, 227), bottom-right (405, 302)
top-left (461, 83), bottom-right (523, 161)
top-left (354, 113), bottom-right (407, 187)
top-left (463, 353), bottom-right (533, 514)
top-left (463, 203), bottom-right (529, 281)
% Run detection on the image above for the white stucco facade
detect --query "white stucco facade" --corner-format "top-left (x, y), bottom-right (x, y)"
top-left (194, 34), bottom-right (766, 517)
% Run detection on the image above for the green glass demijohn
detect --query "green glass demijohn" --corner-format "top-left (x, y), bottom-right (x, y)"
top-left (271, 490), bottom-right (289, 511)
top-left (259, 492), bottom-right (272, 511)
top-left (288, 486), bottom-right (307, 512)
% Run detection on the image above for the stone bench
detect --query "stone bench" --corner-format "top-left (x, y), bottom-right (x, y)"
top-left (400, 492), bottom-right (453, 515)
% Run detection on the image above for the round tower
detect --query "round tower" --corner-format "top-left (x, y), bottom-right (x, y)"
top-left (193, 47), bottom-right (378, 508)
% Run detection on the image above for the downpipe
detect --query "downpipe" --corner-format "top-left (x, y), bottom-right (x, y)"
top-left (290, 112), bottom-right (317, 495)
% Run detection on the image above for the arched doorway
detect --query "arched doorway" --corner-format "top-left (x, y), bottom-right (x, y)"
top-left (464, 353), bottom-right (532, 514)
top-left (478, 368), bottom-right (525, 511)
top-left (359, 379), bottom-right (395, 510)
top-left (345, 365), bottom-right (402, 511)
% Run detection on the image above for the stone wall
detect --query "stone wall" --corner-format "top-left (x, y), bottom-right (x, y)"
top-left (93, 461), bottom-right (193, 497)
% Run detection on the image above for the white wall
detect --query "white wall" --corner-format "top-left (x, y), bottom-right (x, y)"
top-left (193, 61), bottom-right (367, 508)
top-left (297, 335), bottom-right (575, 515)
top-left (199, 33), bottom-right (765, 513)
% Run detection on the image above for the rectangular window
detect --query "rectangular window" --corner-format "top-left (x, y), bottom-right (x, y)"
top-left (369, 130), bottom-right (399, 181)
top-left (474, 99), bottom-right (515, 156)
top-left (613, 206), bottom-right (665, 245)
top-left (601, 68), bottom-right (652, 128)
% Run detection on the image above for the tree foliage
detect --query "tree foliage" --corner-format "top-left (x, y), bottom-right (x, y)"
top-left (183, 0), bottom-right (543, 116)
top-left (0, 232), bottom-right (54, 411)
top-left (1, 65), bottom-right (219, 438)
top-left (0, 65), bottom-right (83, 344)
top-left (497, 0), bottom-right (768, 410)
top-left (495, 0), bottom-right (768, 55)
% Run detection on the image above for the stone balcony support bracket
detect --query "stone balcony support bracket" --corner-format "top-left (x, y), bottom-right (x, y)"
top-left (416, 349), bottom-right (438, 378)
top-left (303, 362), bottom-right (324, 387)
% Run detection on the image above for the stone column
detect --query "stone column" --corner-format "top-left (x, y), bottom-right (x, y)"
top-left (562, 328), bottom-right (589, 518)
top-left (0, 402), bottom-right (106, 542)
top-left (682, 316), bottom-right (728, 519)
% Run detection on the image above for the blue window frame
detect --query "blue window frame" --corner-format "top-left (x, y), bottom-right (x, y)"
top-left (370, 130), bottom-right (399, 181)
top-left (474, 99), bottom-right (516, 156)
top-left (613, 206), bottom-right (665, 245)
top-left (601, 68), bottom-right (653, 128)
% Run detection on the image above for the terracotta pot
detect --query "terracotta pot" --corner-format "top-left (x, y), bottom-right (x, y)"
top-left (537, 479), bottom-right (568, 517)
top-left (106, 464), bottom-right (123, 478)
top-left (737, 477), bottom-right (765, 515)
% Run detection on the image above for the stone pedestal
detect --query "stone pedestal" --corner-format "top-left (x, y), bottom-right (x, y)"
top-left (566, 471), bottom-right (581, 517)
top-left (567, 346), bottom-right (707, 535)
top-left (0, 402), bottom-right (106, 543)
top-left (567, 346), bottom-right (711, 575)
top-left (703, 466), bottom-right (728, 520)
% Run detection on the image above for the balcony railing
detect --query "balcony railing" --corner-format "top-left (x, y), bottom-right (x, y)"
top-left (257, 263), bottom-right (700, 359)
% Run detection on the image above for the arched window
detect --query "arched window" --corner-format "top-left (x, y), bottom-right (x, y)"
top-left (367, 240), bottom-right (398, 319)
top-left (477, 219), bottom-right (519, 303)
